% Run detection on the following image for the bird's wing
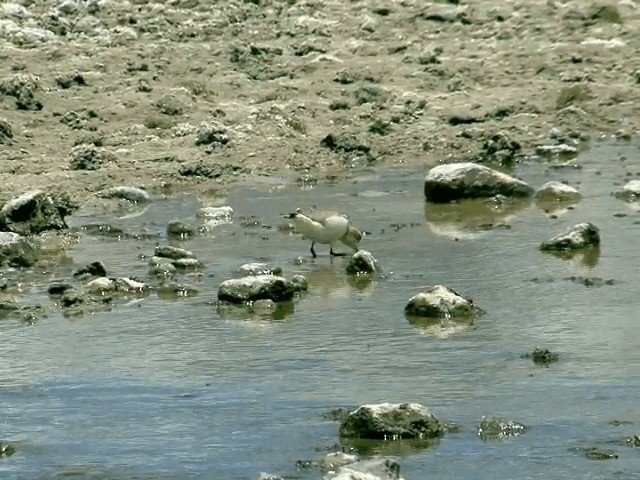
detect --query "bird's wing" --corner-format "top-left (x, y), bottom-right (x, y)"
top-left (306, 210), bottom-right (344, 226)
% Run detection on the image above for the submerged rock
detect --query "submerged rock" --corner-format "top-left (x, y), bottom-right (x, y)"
top-left (614, 180), bottom-right (640, 202)
top-left (404, 285), bottom-right (479, 320)
top-left (339, 403), bottom-right (445, 440)
top-left (424, 162), bottom-right (533, 203)
top-left (96, 186), bottom-right (151, 203)
top-left (0, 190), bottom-right (69, 235)
top-left (218, 274), bottom-right (307, 303)
top-left (319, 452), bottom-right (359, 473)
top-left (73, 261), bottom-right (107, 279)
top-left (0, 442), bottom-right (15, 458)
top-left (477, 416), bottom-right (526, 440)
top-left (198, 205), bottom-right (234, 229)
top-left (521, 347), bottom-right (559, 366)
top-left (154, 245), bottom-right (194, 260)
top-left (346, 250), bottom-right (380, 275)
top-left (326, 458), bottom-right (404, 480)
top-left (238, 262), bottom-right (283, 276)
top-left (540, 222), bottom-right (600, 251)
top-left (0, 232), bottom-right (36, 267)
top-left (166, 220), bottom-right (195, 238)
top-left (534, 181), bottom-right (581, 202)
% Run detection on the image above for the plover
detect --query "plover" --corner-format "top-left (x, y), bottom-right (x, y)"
top-left (284, 209), bottom-right (362, 258)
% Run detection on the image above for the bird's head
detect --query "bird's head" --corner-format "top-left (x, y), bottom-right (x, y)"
top-left (341, 226), bottom-right (362, 251)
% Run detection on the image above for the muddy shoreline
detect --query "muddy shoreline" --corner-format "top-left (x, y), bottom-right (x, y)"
top-left (1, 1), bottom-right (639, 204)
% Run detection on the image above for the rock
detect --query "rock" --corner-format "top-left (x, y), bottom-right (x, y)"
top-left (47, 281), bottom-right (73, 295)
top-left (319, 452), bottom-right (359, 473)
top-left (238, 263), bottom-right (283, 276)
top-left (521, 347), bottom-right (559, 366)
top-left (0, 442), bottom-right (15, 458)
top-left (166, 220), bottom-right (195, 238)
top-left (154, 245), bottom-right (194, 260)
top-left (320, 133), bottom-right (376, 168)
top-left (0, 73), bottom-right (42, 110)
top-left (73, 261), bottom-right (107, 279)
top-left (108, 26), bottom-right (138, 47)
top-left (534, 144), bottom-right (578, 159)
top-left (534, 181), bottom-right (581, 202)
top-left (624, 435), bottom-right (640, 447)
top-left (588, 5), bottom-right (622, 24)
top-left (0, 118), bottom-right (13, 143)
top-left (172, 258), bottom-right (202, 271)
top-left (54, 71), bottom-right (86, 89)
top-left (217, 274), bottom-right (306, 303)
top-left (195, 121), bottom-right (229, 146)
top-left (540, 222), bottom-right (600, 251)
top-left (97, 186), bottom-right (151, 203)
top-left (149, 262), bottom-right (177, 278)
top-left (0, 190), bottom-right (69, 235)
top-left (346, 250), bottom-right (380, 275)
top-left (69, 144), bottom-right (115, 170)
top-left (198, 206), bottom-right (234, 220)
top-left (198, 205), bottom-right (234, 229)
top-left (1, 3), bottom-right (28, 18)
top-left (614, 180), bottom-right (640, 201)
top-left (112, 277), bottom-right (148, 293)
top-left (326, 458), bottom-right (404, 480)
top-left (56, 0), bottom-right (80, 15)
top-left (584, 447), bottom-right (618, 460)
top-left (473, 132), bottom-right (521, 167)
top-left (477, 416), bottom-right (526, 440)
top-left (0, 232), bottom-right (36, 267)
top-left (339, 403), bottom-right (445, 440)
top-left (291, 274), bottom-right (308, 292)
top-left (424, 162), bottom-right (533, 203)
top-left (157, 282), bottom-right (200, 300)
top-left (404, 285), bottom-right (479, 320)
top-left (85, 277), bottom-right (115, 293)
top-left (155, 92), bottom-right (190, 116)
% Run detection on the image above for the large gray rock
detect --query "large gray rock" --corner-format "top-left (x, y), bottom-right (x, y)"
top-left (325, 458), bottom-right (404, 480)
top-left (534, 181), bottom-right (581, 202)
top-left (404, 285), bottom-right (479, 320)
top-left (540, 222), bottom-right (600, 251)
top-left (0, 231), bottom-right (36, 267)
top-left (424, 162), bottom-right (533, 203)
top-left (339, 403), bottom-right (445, 440)
top-left (346, 250), bottom-right (380, 275)
top-left (0, 190), bottom-right (70, 235)
top-left (97, 186), bottom-right (151, 203)
top-left (614, 180), bottom-right (640, 202)
top-left (218, 274), bottom-right (307, 303)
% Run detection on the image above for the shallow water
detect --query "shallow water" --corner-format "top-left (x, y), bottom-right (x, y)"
top-left (1, 142), bottom-right (640, 479)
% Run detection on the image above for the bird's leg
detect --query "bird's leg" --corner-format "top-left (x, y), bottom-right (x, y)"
top-left (330, 244), bottom-right (346, 257)
top-left (310, 242), bottom-right (317, 258)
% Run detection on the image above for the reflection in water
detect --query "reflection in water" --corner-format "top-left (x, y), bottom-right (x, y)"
top-left (534, 198), bottom-right (580, 217)
top-left (405, 314), bottom-right (475, 338)
top-left (424, 197), bottom-right (531, 240)
top-left (542, 247), bottom-right (601, 269)
top-left (340, 437), bottom-right (439, 457)
top-left (217, 299), bottom-right (296, 321)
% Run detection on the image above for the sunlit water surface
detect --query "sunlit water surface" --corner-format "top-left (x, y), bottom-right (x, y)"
top-left (1, 143), bottom-right (639, 479)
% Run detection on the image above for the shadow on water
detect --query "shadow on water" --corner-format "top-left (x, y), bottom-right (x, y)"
top-left (1, 142), bottom-right (640, 479)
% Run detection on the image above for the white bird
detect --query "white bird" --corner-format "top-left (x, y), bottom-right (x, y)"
top-left (284, 209), bottom-right (362, 258)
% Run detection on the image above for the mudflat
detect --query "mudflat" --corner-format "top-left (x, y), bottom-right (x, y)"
top-left (1, 1), bottom-right (638, 203)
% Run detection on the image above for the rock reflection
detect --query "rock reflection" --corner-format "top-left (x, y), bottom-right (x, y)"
top-left (424, 196), bottom-right (531, 240)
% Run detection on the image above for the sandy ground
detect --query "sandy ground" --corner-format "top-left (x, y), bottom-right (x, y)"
top-left (1, 0), bottom-right (639, 205)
